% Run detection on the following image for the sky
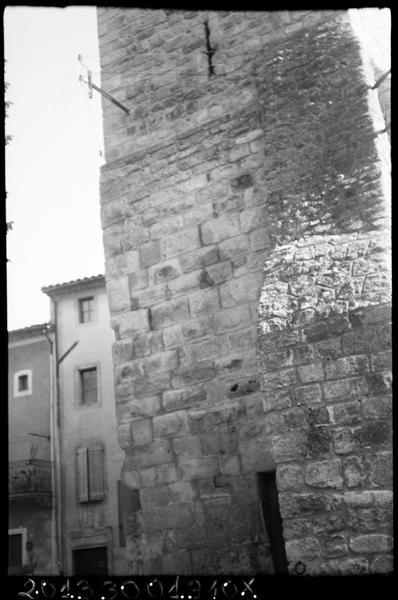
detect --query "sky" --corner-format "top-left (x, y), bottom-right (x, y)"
top-left (4, 7), bottom-right (390, 332)
top-left (5, 6), bottom-right (105, 331)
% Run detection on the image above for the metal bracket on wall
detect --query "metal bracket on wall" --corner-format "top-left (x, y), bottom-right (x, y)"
top-left (78, 55), bottom-right (130, 115)
top-left (371, 68), bottom-right (391, 90)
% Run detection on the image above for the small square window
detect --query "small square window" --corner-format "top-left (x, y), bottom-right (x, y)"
top-left (18, 375), bottom-right (28, 392)
top-left (79, 367), bottom-right (98, 404)
top-left (14, 370), bottom-right (32, 397)
top-left (79, 297), bottom-right (94, 323)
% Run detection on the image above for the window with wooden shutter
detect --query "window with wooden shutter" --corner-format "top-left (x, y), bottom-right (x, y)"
top-left (76, 446), bottom-right (105, 503)
top-left (88, 446), bottom-right (105, 501)
top-left (76, 447), bottom-right (89, 503)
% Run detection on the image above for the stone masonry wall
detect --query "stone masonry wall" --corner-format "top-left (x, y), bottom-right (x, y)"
top-left (97, 9), bottom-right (391, 575)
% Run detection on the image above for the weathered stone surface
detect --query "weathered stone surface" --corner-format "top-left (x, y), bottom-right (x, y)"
top-left (200, 214), bottom-right (240, 245)
top-left (130, 418), bottom-right (153, 447)
top-left (369, 554), bottom-right (393, 574)
top-left (99, 7), bottom-right (391, 577)
top-left (150, 298), bottom-right (190, 328)
top-left (305, 459), bottom-right (343, 489)
top-left (111, 309), bottom-right (150, 336)
top-left (219, 273), bottom-right (263, 307)
top-left (320, 558), bottom-right (369, 575)
top-left (276, 464), bottom-right (304, 491)
top-left (349, 534), bottom-right (393, 554)
top-left (188, 287), bottom-right (220, 317)
top-left (286, 538), bottom-right (321, 561)
top-left (153, 411), bottom-right (188, 437)
top-left (332, 428), bottom-right (358, 454)
top-left (128, 439), bottom-right (174, 468)
top-left (180, 457), bottom-right (219, 480)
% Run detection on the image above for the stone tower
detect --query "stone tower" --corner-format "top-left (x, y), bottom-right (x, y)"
top-left (97, 9), bottom-right (391, 575)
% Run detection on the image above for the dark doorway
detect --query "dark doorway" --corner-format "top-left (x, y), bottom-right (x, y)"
top-left (73, 546), bottom-right (108, 575)
top-left (8, 534), bottom-right (23, 571)
top-left (257, 471), bottom-right (289, 574)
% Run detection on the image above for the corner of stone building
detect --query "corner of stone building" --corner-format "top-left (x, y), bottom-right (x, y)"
top-left (97, 8), bottom-right (392, 576)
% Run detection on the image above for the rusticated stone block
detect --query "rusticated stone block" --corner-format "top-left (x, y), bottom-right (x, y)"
top-left (111, 309), bottom-right (150, 336)
top-left (200, 214), bottom-right (241, 245)
top-left (372, 490), bottom-right (393, 507)
top-left (306, 426), bottom-right (332, 458)
top-left (369, 554), bottom-right (393, 574)
top-left (156, 463), bottom-right (179, 485)
top-left (285, 538), bottom-right (321, 561)
top-left (312, 512), bottom-right (346, 534)
top-left (322, 535), bottom-right (348, 558)
top-left (172, 435), bottom-right (202, 458)
top-left (219, 234), bottom-right (250, 260)
top-left (349, 534), bottom-right (393, 554)
top-left (139, 241), bottom-right (161, 268)
top-left (325, 355), bottom-right (369, 378)
top-left (132, 331), bottom-right (163, 358)
top-left (150, 298), bottom-right (190, 328)
top-left (305, 459), bottom-right (343, 489)
top-left (294, 384), bottom-right (323, 405)
top-left (130, 439), bottom-right (174, 468)
top-left (272, 432), bottom-right (307, 463)
top-left (362, 397), bottom-right (391, 420)
top-left (188, 287), bottom-right (219, 317)
top-left (276, 464), bottom-right (304, 491)
top-left (333, 401), bottom-right (362, 425)
top-left (368, 451), bottom-right (393, 487)
top-left (356, 421), bottom-right (391, 448)
top-left (307, 406), bottom-right (330, 426)
top-left (179, 245), bottom-right (219, 273)
top-left (107, 276), bottom-right (130, 313)
top-left (320, 558), bottom-right (369, 575)
top-left (284, 407), bottom-right (307, 431)
top-left (153, 411), bottom-right (188, 437)
top-left (201, 426), bottom-right (239, 456)
top-left (219, 272), bottom-right (263, 307)
top-left (134, 372), bottom-right (171, 397)
top-left (263, 389), bottom-right (293, 412)
top-left (343, 455), bottom-right (367, 488)
top-left (298, 362), bottom-right (324, 383)
top-left (179, 457), bottom-right (219, 480)
top-left (348, 507), bottom-right (393, 532)
top-left (332, 428), bottom-right (358, 455)
top-left (130, 418), bottom-right (153, 447)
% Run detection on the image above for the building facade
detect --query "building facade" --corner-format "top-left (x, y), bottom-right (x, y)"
top-left (8, 324), bottom-right (55, 575)
top-left (42, 275), bottom-right (125, 575)
top-left (97, 9), bottom-right (391, 575)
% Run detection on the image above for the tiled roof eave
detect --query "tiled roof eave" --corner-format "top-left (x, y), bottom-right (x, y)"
top-left (41, 274), bottom-right (105, 297)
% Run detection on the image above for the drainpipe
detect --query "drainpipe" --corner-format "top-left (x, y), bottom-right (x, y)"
top-left (43, 325), bottom-right (58, 575)
top-left (53, 298), bottom-right (65, 575)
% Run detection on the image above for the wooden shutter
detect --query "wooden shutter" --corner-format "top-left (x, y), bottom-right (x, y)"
top-left (88, 446), bottom-right (105, 501)
top-left (76, 447), bottom-right (89, 503)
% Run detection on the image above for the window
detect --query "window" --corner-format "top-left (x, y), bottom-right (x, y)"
top-left (79, 367), bottom-right (98, 404)
top-left (78, 297), bottom-right (94, 323)
top-left (76, 446), bottom-right (105, 503)
top-left (18, 375), bottom-right (28, 391)
top-left (8, 528), bottom-right (27, 574)
top-left (14, 370), bottom-right (32, 397)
